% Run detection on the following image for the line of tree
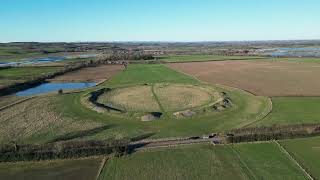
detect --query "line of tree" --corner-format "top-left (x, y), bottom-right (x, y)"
top-left (97, 49), bottom-right (154, 62)
top-left (225, 123), bottom-right (320, 143)
top-left (0, 139), bottom-right (129, 162)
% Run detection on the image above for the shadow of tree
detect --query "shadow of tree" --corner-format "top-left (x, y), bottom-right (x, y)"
top-left (49, 124), bottom-right (115, 143)
top-left (127, 132), bottom-right (156, 154)
top-left (130, 132), bottom-right (156, 142)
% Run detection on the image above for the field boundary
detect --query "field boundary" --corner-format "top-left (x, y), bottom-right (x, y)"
top-left (0, 96), bottom-right (35, 111)
top-left (151, 84), bottom-right (166, 114)
top-left (160, 57), bottom-right (268, 64)
top-left (228, 145), bottom-right (257, 179)
top-left (274, 141), bottom-right (314, 180)
top-left (96, 157), bottom-right (107, 180)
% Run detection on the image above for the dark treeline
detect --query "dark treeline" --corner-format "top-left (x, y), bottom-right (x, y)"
top-left (97, 49), bottom-right (154, 62)
top-left (0, 139), bottom-right (129, 162)
top-left (226, 123), bottom-right (320, 143)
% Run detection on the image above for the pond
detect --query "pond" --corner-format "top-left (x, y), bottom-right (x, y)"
top-left (16, 82), bottom-right (96, 96)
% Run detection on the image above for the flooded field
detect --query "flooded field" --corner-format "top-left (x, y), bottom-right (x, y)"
top-left (0, 54), bottom-right (98, 66)
top-left (259, 47), bottom-right (320, 57)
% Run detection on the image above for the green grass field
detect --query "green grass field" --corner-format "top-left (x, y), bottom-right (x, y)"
top-left (0, 158), bottom-right (102, 180)
top-left (105, 64), bottom-right (198, 86)
top-left (159, 55), bottom-right (265, 62)
top-left (254, 97), bottom-right (320, 126)
top-left (280, 136), bottom-right (320, 179)
top-left (0, 66), bottom-right (64, 87)
top-left (231, 142), bottom-right (307, 180)
top-left (99, 143), bottom-right (307, 180)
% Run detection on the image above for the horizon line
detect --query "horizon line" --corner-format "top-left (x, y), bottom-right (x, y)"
top-left (1, 39), bottom-right (320, 44)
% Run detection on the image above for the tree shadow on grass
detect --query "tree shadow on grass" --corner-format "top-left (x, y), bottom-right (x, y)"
top-left (48, 124), bottom-right (115, 143)
top-left (130, 132), bottom-right (156, 142)
top-left (127, 132), bottom-right (156, 154)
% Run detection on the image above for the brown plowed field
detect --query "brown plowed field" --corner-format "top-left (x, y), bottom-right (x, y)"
top-left (50, 65), bottom-right (123, 83)
top-left (168, 60), bottom-right (320, 97)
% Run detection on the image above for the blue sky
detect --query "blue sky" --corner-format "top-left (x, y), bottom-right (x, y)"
top-left (1, 0), bottom-right (320, 42)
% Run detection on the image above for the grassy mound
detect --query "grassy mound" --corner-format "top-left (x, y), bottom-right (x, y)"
top-left (97, 85), bottom-right (161, 112)
top-left (154, 84), bottom-right (219, 112)
top-left (95, 83), bottom-right (221, 115)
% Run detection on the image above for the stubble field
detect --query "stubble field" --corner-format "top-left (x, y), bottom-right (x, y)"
top-left (168, 60), bottom-right (320, 96)
top-left (50, 65), bottom-right (123, 83)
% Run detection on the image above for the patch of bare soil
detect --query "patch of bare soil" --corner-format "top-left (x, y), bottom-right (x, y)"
top-left (50, 65), bottom-right (123, 83)
top-left (168, 60), bottom-right (320, 96)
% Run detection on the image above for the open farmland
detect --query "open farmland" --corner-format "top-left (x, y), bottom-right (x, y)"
top-left (254, 97), bottom-right (320, 126)
top-left (0, 95), bottom-right (25, 108)
top-left (0, 64), bottom-right (270, 144)
top-left (231, 142), bottom-right (308, 179)
top-left (53, 64), bottom-right (271, 139)
top-left (99, 143), bottom-right (307, 180)
top-left (280, 136), bottom-right (320, 179)
top-left (168, 60), bottom-right (320, 96)
top-left (104, 64), bottom-right (199, 86)
top-left (50, 65), bottom-right (123, 83)
top-left (0, 158), bottom-right (102, 180)
top-left (0, 96), bottom-right (103, 144)
top-left (0, 66), bottom-right (64, 88)
top-left (159, 55), bottom-right (265, 62)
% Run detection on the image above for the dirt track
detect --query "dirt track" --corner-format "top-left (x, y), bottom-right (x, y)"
top-left (168, 60), bottom-right (320, 97)
top-left (50, 65), bottom-right (123, 83)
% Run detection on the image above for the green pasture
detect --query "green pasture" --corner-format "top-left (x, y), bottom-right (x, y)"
top-left (281, 136), bottom-right (320, 179)
top-left (255, 97), bottom-right (320, 126)
top-left (99, 142), bottom-right (307, 180)
top-left (0, 158), bottom-right (102, 180)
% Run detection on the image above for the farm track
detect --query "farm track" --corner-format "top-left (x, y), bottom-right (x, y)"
top-left (151, 84), bottom-right (166, 114)
top-left (0, 97), bottom-right (34, 111)
top-left (96, 157), bottom-right (108, 180)
top-left (228, 145), bottom-right (258, 180)
top-left (130, 137), bottom-right (223, 151)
